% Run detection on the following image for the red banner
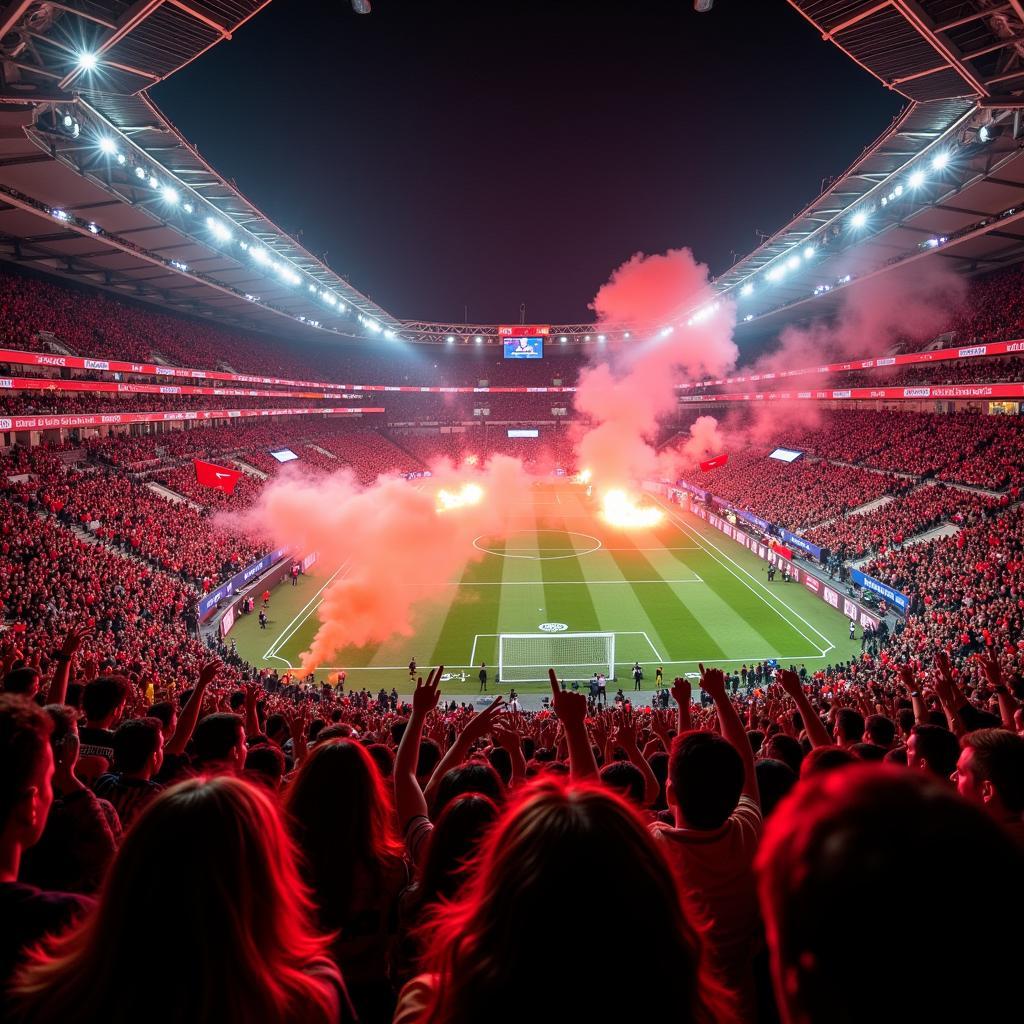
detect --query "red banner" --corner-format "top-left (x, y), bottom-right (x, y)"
top-left (0, 407), bottom-right (383, 432)
top-left (497, 325), bottom-right (551, 337)
top-left (194, 459), bottom-right (242, 494)
top-left (699, 453), bottom-right (729, 471)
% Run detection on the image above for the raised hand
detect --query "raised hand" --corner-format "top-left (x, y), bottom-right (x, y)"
top-left (613, 704), bottom-right (639, 749)
top-left (977, 651), bottom-right (1003, 689)
top-left (670, 676), bottom-right (691, 708)
top-left (549, 668), bottom-right (587, 730)
top-left (412, 665), bottom-right (443, 715)
top-left (698, 663), bottom-right (728, 701)
top-left (462, 694), bottom-right (506, 743)
top-left (198, 659), bottom-right (221, 689)
top-left (776, 668), bottom-right (804, 700)
top-left (59, 624), bottom-right (93, 659)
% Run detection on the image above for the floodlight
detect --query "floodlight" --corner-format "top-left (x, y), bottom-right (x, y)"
top-left (908, 169), bottom-right (925, 189)
top-left (98, 137), bottom-right (117, 155)
top-left (787, 256), bottom-right (800, 271)
top-left (559, 335), bottom-right (568, 342)
top-left (850, 210), bottom-right (868, 229)
top-left (931, 151), bottom-right (949, 171)
top-left (77, 52), bottom-right (98, 71)
top-left (979, 125), bottom-right (991, 143)
top-left (447, 335), bottom-right (455, 343)
top-left (740, 282), bottom-right (754, 296)
top-left (161, 186), bottom-right (178, 205)
top-left (475, 335), bottom-right (483, 343)
top-left (803, 245), bottom-right (815, 258)
top-left (135, 166), bottom-right (146, 180)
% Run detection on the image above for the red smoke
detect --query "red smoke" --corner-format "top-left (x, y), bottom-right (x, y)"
top-left (576, 248), bottom-right (738, 490)
top-left (225, 457), bottom-right (529, 672)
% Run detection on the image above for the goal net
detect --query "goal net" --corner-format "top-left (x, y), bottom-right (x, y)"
top-left (497, 632), bottom-right (615, 684)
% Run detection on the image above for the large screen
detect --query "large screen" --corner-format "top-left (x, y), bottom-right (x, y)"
top-left (507, 428), bottom-right (539, 438)
top-left (768, 448), bottom-right (804, 463)
top-left (503, 337), bottom-right (543, 359)
top-left (269, 448), bottom-right (299, 463)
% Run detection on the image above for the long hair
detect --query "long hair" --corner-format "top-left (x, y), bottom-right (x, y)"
top-left (421, 778), bottom-right (729, 1023)
top-left (285, 738), bottom-right (405, 927)
top-left (12, 776), bottom-right (341, 1024)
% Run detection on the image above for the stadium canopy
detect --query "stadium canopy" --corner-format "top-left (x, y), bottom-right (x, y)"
top-left (0, 1), bottom-right (401, 342)
top-left (715, 2), bottom-right (1024, 332)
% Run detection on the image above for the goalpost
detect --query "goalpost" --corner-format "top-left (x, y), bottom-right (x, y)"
top-left (497, 632), bottom-right (616, 684)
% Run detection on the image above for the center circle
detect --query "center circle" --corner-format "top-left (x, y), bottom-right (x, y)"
top-left (473, 529), bottom-right (602, 561)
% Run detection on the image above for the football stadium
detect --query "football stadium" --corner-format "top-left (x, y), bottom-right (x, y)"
top-left (1, 3), bottom-right (1022, 1022)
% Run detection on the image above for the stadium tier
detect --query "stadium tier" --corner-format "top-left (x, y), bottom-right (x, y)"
top-left (2, 3), bottom-right (1024, 1024)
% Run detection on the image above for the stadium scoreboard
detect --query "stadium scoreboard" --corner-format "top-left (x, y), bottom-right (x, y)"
top-left (499, 324), bottom-right (548, 359)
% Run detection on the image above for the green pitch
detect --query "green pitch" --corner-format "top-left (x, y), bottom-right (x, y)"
top-left (231, 483), bottom-right (862, 693)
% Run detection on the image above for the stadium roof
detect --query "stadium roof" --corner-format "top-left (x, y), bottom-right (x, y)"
top-left (0, 1), bottom-right (402, 342)
top-left (787, 1), bottom-right (1024, 104)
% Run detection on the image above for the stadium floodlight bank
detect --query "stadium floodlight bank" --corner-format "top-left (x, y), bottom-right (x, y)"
top-left (498, 632), bottom-right (615, 684)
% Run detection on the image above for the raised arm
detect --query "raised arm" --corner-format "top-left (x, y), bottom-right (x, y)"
top-left (549, 669), bottom-right (598, 779)
top-left (700, 664), bottom-right (758, 805)
top-left (423, 693), bottom-right (506, 809)
top-left (777, 668), bottom-right (834, 749)
top-left (612, 705), bottom-right (658, 806)
top-left (671, 677), bottom-right (692, 734)
top-left (979, 652), bottom-right (1019, 732)
top-left (166, 660), bottom-right (220, 756)
top-left (46, 625), bottom-right (92, 705)
top-left (394, 668), bottom-right (441, 829)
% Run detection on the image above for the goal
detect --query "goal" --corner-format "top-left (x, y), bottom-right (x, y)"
top-left (497, 632), bottom-right (615, 684)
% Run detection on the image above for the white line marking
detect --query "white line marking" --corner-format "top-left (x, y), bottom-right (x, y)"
top-left (653, 497), bottom-right (835, 656)
top-left (316, 654), bottom-right (827, 671)
top-left (263, 562), bottom-right (348, 663)
top-left (641, 630), bottom-right (663, 661)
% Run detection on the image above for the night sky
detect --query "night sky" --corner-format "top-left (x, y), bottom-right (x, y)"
top-left (153, 0), bottom-right (903, 325)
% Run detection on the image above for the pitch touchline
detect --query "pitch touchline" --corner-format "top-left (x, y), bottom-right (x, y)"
top-left (263, 561), bottom-right (349, 663)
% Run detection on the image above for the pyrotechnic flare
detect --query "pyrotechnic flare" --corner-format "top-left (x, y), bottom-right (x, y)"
top-left (601, 489), bottom-right (664, 529)
top-left (436, 482), bottom-right (484, 512)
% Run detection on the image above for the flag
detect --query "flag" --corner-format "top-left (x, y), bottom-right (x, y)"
top-left (699, 453), bottom-right (729, 471)
top-left (194, 459), bottom-right (242, 495)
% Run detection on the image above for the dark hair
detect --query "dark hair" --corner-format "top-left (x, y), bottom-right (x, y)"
top-left (486, 746), bottom-right (512, 786)
top-left (112, 718), bottom-right (162, 774)
top-left (415, 793), bottom-right (498, 909)
top-left (850, 742), bottom-right (885, 762)
top-left (314, 723), bottom-right (354, 744)
top-left (600, 760), bottom-right (646, 806)
top-left (910, 724), bottom-right (960, 778)
top-left (285, 739), bottom-right (404, 927)
top-left (81, 676), bottom-right (129, 721)
top-left (801, 746), bottom-right (858, 779)
top-left (864, 714), bottom-right (896, 748)
top-left (192, 713), bottom-right (244, 763)
top-left (3, 667), bottom-right (40, 696)
top-left (961, 729), bottom-right (1024, 812)
top-left (669, 732), bottom-right (743, 829)
top-left (746, 729), bottom-right (765, 756)
top-left (648, 750), bottom-right (669, 811)
top-left (417, 738), bottom-right (442, 779)
top-left (433, 762), bottom-right (504, 817)
top-left (834, 708), bottom-right (865, 744)
top-left (763, 733), bottom-right (804, 774)
top-left (0, 695), bottom-right (53, 828)
top-left (757, 767), bottom-right (1024, 1024)
top-left (366, 742), bottom-right (394, 778)
top-left (148, 701), bottom-right (175, 732)
top-left (244, 744), bottom-right (286, 788)
top-left (755, 758), bottom-right (797, 818)
top-left (43, 704), bottom-right (77, 746)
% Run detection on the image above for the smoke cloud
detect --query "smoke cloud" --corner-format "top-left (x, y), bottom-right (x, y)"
top-left (576, 248), bottom-right (738, 490)
top-left (225, 456), bottom-right (529, 672)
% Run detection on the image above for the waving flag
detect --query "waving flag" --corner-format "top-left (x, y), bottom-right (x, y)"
top-left (194, 459), bottom-right (242, 495)
top-left (699, 453), bottom-right (729, 472)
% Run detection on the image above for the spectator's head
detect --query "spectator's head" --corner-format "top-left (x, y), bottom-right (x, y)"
top-left (668, 731), bottom-right (744, 829)
top-left (599, 760), bottom-right (646, 807)
top-left (244, 744), bottom-right (286, 791)
top-left (954, 729), bottom-right (1024, 821)
top-left (415, 793), bottom-right (499, 908)
top-left (0, 695), bottom-right (54, 861)
top-left (763, 733), bottom-right (804, 774)
top-left (264, 714), bottom-right (288, 746)
top-left (833, 708), bottom-right (864, 746)
top-left (849, 742), bottom-right (886, 763)
top-left (800, 746), bottom-right (858, 779)
top-left (285, 739), bottom-right (403, 926)
top-left (422, 778), bottom-right (726, 1022)
top-left (757, 766), bottom-right (1023, 1024)
top-left (3, 667), bottom-right (40, 698)
top-left (11, 777), bottom-right (340, 1024)
top-left (365, 742), bottom-right (394, 779)
top-left (907, 724), bottom-right (960, 779)
top-left (192, 713), bottom-right (246, 774)
top-left (417, 737), bottom-right (442, 783)
top-left (112, 718), bottom-right (163, 778)
top-left (433, 761), bottom-right (504, 817)
top-left (81, 675), bottom-right (129, 727)
top-left (864, 714), bottom-right (896, 749)
top-left (755, 758), bottom-right (798, 819)
top-left (148, 700), bottom-right (177, 739)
